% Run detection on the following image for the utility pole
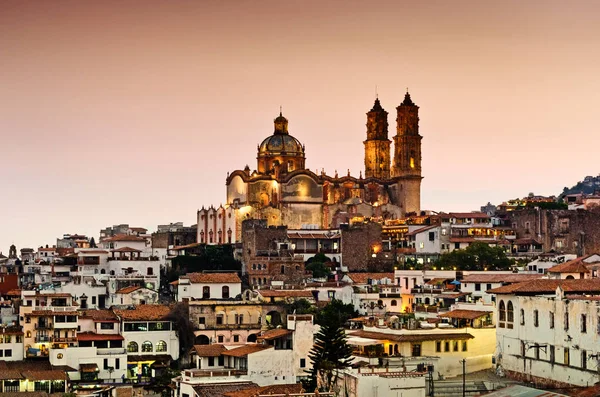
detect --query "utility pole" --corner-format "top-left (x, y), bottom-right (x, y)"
top-left (462, 358), bottom-right (466, 397)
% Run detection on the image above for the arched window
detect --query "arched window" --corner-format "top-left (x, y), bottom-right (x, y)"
top-left (142, 341), bottom-right (153, 352)
top-left (127, 341), bottom-right (138, 352)
top-left (110, 270), bottom-right (115, 276)
top-left (391, 300), bottom-right (398, 307)
top-left (100, 269), bottom-right (106, 274)
top-left (252, 264), bottom-right (256, 270)
top-left (520, 309), bottom-right (525, 325)
top-left (156, 341), bottom-right (167, 352)
top-left (26, 331), bottom-right (31, 338)
top-left (222, 286), bottom-right (230, 299)
top-left (499, 300), bottom-right (506, 322)
top-left (202, 286), bottom-right (210, 299)
top-left (507, 301), bottom-right (514, 323)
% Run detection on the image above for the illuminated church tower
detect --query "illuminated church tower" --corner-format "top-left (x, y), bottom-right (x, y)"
top-left (392, 91), bottom-right (422, 213)
top-left (363, 97), bottom-right (391, 179)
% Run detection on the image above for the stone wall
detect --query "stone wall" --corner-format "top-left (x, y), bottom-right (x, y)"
top-left (341, 222), bottom-right (385, 271)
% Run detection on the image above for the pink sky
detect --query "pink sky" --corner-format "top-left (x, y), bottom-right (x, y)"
top-left (1, 0), bottom-right (599, 251)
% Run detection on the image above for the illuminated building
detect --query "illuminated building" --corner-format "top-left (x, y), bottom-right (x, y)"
top-left (198, 92), bottom-right (424, 243)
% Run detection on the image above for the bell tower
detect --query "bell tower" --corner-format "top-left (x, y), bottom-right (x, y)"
top-left (392, 91), bottom-right (422, 178)
top-left (364, 97), bottom-right (391, 179)
top-left (392, 91), bottom-right (422, 215)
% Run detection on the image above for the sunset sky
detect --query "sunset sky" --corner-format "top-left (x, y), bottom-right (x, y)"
top-left (1, 0), bottom-right (599, 251)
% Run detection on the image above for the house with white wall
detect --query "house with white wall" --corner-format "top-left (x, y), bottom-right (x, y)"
top-left (491, 278), bottom-right (600, 387)
top-left (177, 272), bottom-right (242, 302)
top-left (460, 273), bottom-right (542, 304)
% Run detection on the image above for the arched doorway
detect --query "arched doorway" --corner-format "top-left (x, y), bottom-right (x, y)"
top-left (266, 311), bottom-right (281, 327)
top-left (247, 333), bottom-right (259, 343)
top-left (195, 335), bottom-right (210, 345)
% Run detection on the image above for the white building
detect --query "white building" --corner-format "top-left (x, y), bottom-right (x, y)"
top-left (492, 278), bottom-right (600, 387)
top-left (0, 325), bottom-right (24, 361)
top-left (460, 273), bottom-right (542, 304)
top-left (197, 205), bottom-right (239, 244)
top-left (337, 367), bottom-right (427, 397)
top-left (112, 285), bottom-right (158, 306)
top-left (113, 305), bottom-right (179, 382)
top-left (177, 272), bottom-right (242, 302)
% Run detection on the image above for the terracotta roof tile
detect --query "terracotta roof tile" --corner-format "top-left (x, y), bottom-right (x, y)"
top-left (222, 344), bottom-right (272, 357)
top-left (489, 279), bottom-right (600, 295)
top-left (113, 304), bottom-right (173, 321)
top-left (21, 370), bottom-right (67, 381)
top-left (116, 285), bottom-right (142, 294)
top-left (224, 383), bottom-right (304, 397)
top-left (77, 332), bottom-right (124, 341)
top-left (448, 212), bottom-right (490, 219)
top-left (461, 273), bottom-right (542, 284)
top-left (349, 330), bottom-right (474, 343)
top-left (79, 309), bottom-right (119, 322)
top-left (258, 328), bottom-right (292, 341)
top-left (346, 273), bottom-right (395, 284)
top-left (548, 257), bottom-right (590, 273)
top-left (111, 247), bottom-right (143, 253)
top-left (406, 225), bottom-right (438, 236)
top-left (192, 344), bottom-right (226, 357)
top-left (183, 272), bottom-right (241, 284)
top-left (439, 309), bottom-right (492, 320)
top-left (0, 325), bottom-right (23, 335)
top-left (115, 387), bottom-right (134, 397)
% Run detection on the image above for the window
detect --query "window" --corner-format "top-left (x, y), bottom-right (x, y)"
top-left (453, 341), bottom-right (459, 352)
top-left (564, 312), bottom-right (569, 330)
top-left (217, 335), bottom-right (224, 343)
top-left (115, 358), bottom-right (120, 369)
top-left (222, 286), bottom-right (230, 299)
top-left (156, 341), bottom-right (167, 352)
top-left (475, 284), bottom-right (481, 291)
top-left (4, 349), bottom-right (11, 357)
top-left (581, 314), bottom-right (587, 333)
top-left (328, 291), bottom-right (336, 300)
top-left (564, 348), bottom-right (570, 366)
top-left (436, 341), bottom-right (442, 352)
top-left (100, 323), bottom-right (114, 330)
top-left (3, 335), bottom-right (10, 343)
top-left (582, 350), bottom-right (588, 369)
top-left (507, 301), bottom-right (514, 323)
top-left (429, 232), bottom-right (435, 241)
top-left (411, 344), bottom-right (421, 357)
top-left (202, 286), bottom-right (210, 299)
top-left (141, 341), bottom-right (153, 352)
top-left (208, 357), bottom-right (215, 367)
top-left (534, 344), bottom-right (540, 360)
top-left (300, 358), bottom-right (306, 368)
top-left (104, 359), bottom-right (109, 369)
top-left (550, 345), bottom-right (555, 363)
top-left (281, 265), bottom-right (285, 274)
top-left (391, 300), bottom-right (397, 306)
top-left (486, 283), bottom-right (492, 291)
top-left (216, 315), bottom-right (223, 325)
top-left (198, 317), bottom-right (206, 325)
top-left (533, 310), bottom-right (539, 327)
top-left (455, 242), bottom-right (460, 250)
top-left (444, 341), bottom-right (450, 352)
top-left (550, 312), bottom-right (555, 329)
top-left (218, 356), bottom-right (224, 366)
top-left (92, 296), bottom-right (97, 305)
top-left (521, 341), bottom-right (526, 357)
top-left (127, 341), bottom-right (138, 352)
top-left (233, 335), bottom-right (239, 343)
top-left (499, 301), bottom-right (506, 322)
top-left (0, 350), bottom-right (4, 357)
top-left (462, 341), bottom-right (467, 352)
top-left (520, 309), bottom-right (525, 325)
top-left (419, 242), bottom-right (424, 249)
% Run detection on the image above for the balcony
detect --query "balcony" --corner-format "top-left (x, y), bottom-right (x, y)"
top-left (35, 335), bottom-right (51, 343)
top-left (183, 369), bottom-right (248, 379)
top-left (51, 336), bottom-right (77, 343)
top-left (410, 288), bottom-right (443, 294)
top-left (208, 323), bottom-right (262, 330)
top-left (33, 306), bottom-right (77, 312)
top-left (54, 322), bottom-right (78, 329)
top-left (35, 322), bottom-right (53, 329)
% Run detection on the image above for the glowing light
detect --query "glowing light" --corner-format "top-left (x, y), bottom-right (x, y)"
top-left (410, 157), bottom-right (415, 168)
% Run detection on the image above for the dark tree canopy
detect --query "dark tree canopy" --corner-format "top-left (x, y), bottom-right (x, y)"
top-left (437, 242), bottom-right (513, 271)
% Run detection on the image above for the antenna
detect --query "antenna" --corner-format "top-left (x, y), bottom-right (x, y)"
top-left (279, 105), bottom-right (282, 116)
top-left (375, 85), bottom-right (378, 99)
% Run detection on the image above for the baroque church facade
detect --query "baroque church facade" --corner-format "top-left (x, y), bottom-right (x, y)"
top-left (197, 92), bottom-right (423, 244)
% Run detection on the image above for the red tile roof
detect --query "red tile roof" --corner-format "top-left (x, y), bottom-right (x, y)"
top-left (0, 326), bottom-right (23, 336)
top-left (183, 272), bottom-right (241, 284)
top-left (489, 279), bottom-right (600, 295)
top-left (224, 383), bottom-right (304, 397)
top-left (406, 225), bottom-right (438, 237)
top-left (192, 344), bottom-right (226, 357)
top-left (448, 212), bottom-right (490, 219)
top-left (257, 328), bottom-right (293, 341)
top-left (113, 304), bottom-right (173, 321)
top-left (111, 247), bottom-right (142, 253)
top-left (79, 250), bottom-right (109, 254)
top-left (548, 257), bottom-right (590, 274)
top-left (461, 273), bottom-right (542, 284)
top-left (77, 332), bottom-right (124, 341)
top-left (79, 309), bottom-right (119, 322)
top-left (21, 370), bottom-right (67, 380)
top-left (349, 330), bottom-right (474, 343)
top-left (439, 309), bottom-right (492, 320)
top-left (116, 285), bottom-right (142, 294)
top-left (346, 273), bottom-right (395, 284)
top-left (222, 344), bottom-right (272, 357)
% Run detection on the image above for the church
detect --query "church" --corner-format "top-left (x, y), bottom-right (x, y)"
top-left (197, 92), bottom-right (423, 244)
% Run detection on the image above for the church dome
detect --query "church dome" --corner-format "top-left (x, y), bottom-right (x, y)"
top-left (258, 112), bottom-right (305, 157)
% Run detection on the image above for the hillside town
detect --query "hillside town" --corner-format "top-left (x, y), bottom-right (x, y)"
top-left (2, 94), bottom-right (600, 397)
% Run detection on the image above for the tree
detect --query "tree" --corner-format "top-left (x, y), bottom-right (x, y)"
top-left (315, 299), bottom-right (357, 326)
top-left (165, 303), bottom-right (195, 364)
top-left (437, 242), bottom-right (513, 271)
top-left (306, 261), bottom-right (331, 278)
top-left (308, 302), bottom-right (354, 392)
top-left (284, 298), bottom-right (317, 316)
top-left (89, 237), bottom-right (97, 248)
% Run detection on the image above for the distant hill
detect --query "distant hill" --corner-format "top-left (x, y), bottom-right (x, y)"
top-left (561, 174), bottom-right (600, 196)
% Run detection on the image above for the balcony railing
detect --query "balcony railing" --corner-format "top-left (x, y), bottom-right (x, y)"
top-left (202, 323), bottom-right (262, 330)
top-left (97, 347), bottom-right (126, 355)
top-left (33, 306), bottom-right (77, 312)
top-left (35, 336), bottom-right (51, 342)
top-left (51, 336), bottom-right (77, 343)
top-left (183, 369), bottom-right (248, 379)
top-left (35, 322), bottom-right (53, 329)
top-left (410, 288), bottom-right (443, 294)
